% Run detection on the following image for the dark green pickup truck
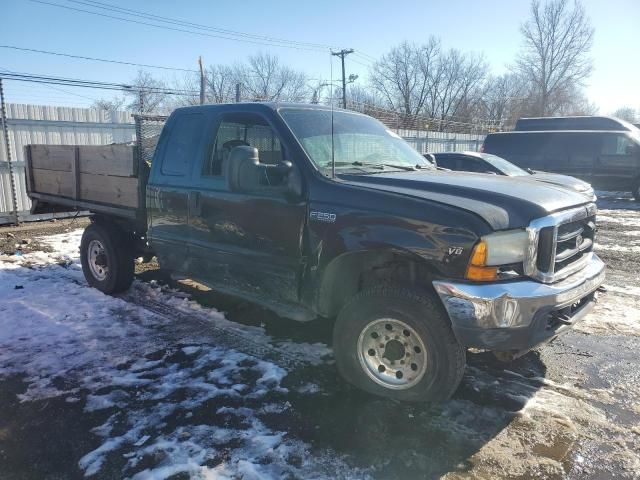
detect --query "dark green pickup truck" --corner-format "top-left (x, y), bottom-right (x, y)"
top-left (26, 103), bottom-right (605, 401)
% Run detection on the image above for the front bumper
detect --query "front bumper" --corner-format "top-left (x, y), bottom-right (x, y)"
top-left (433, 254), bottom-right (605, 352)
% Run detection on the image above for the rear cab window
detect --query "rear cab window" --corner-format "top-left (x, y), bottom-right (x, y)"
top-left (160, 113), bottom-right (207, 178)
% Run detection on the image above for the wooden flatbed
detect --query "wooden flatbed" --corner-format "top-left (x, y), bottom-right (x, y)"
top-left (25, 144), bottom-right (147, 225)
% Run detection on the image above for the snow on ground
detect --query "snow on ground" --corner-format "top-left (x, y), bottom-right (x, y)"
top-left (575, 286), bottom-right (640, 336)
top-left (0, 230), bottom-right (358, 479)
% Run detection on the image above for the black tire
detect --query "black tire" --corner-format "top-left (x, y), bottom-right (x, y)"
top-left (80, 222), bottom-right (134, 294)
top-left (333, 285), bottom-right (466, 402)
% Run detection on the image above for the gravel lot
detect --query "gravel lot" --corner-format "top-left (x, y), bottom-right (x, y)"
top-left (0, 192), bottom-right (638, 479)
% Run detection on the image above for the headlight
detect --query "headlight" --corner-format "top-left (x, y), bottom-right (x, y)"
top-left (466, 230), bottom-right (529, 281)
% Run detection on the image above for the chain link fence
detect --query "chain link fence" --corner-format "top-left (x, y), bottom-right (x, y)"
top-left (133, 114), bottom-right (168, 166)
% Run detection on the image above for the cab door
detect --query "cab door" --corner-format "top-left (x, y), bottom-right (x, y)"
top-left (594, 132), bottom-right (640, 190)
top-left (188, 111), bottom-right (307, 303)
top-left (147, 112), bottom-right (208, 273)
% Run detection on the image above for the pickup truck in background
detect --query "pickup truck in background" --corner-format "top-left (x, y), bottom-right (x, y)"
top-left (25, 103), bottom-right (606, 402)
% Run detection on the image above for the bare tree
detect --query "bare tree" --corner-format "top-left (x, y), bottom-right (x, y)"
top-left (166, 73), bottom-right (201, 108)
top-left (126, 70), bottom-right (170, 114)
top-left (479, 74), bottom-right (529, 127)
top-left (346, 84), bottom-right (384, 109)
top-left (612, 107), bottom-right (638, 123)
top-left (515, 0), bottom-right (594, 116)
top-left (92, 95), bottom-right (127, 112)
top-left (235, 53), bottom-right (309, 102)
top-left (426, 49), bottom-right (488, 125)
top-left (546, 82), bottom-right (597, 115)
top-left (206, 64), bottom-right (236, 103)
top-left (370, 39), bottom-right (440, 117)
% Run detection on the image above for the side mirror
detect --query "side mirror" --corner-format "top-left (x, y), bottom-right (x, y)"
top-left (225, 146), bottom-right (300, 197)
top-left (226, 146), bottom-right (258, 192)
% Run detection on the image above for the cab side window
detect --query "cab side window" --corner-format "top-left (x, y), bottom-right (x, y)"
top-left (458, 157), bottom-right (488, 173)
top-left (203, 113), bottom-right (284, 177)
top-left (161, 113), bottom-right (206, 176)
top-left (602, 134), bottom-right (635, 156)
top-left (434, 156), bottom-right (456, 170)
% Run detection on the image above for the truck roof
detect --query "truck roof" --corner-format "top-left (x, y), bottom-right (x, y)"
top-left (171, 102), bottom-right (353, 115)
top-left (514, 115), bottom-right (635, 132)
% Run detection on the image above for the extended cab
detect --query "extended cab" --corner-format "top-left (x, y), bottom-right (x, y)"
top-left (26, 103), bottom-right (606, 401)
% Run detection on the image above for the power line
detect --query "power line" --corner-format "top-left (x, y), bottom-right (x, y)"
top-left (0, 45), bottom-right (327, 82)
top-left (354, 51), bottom-right (377, 62)
top-left (350, 57), bottom-right (373, 69)
top-left (0, 45), bottom-right (199, 73)
top-left (70, 0), bottom-right (336, 50)
top-left (0, 67), bottom-right (101, 101)
top-left (0, 71), bottom-right (201, 96)
top-left (29, 0), bottom-right (330, 52)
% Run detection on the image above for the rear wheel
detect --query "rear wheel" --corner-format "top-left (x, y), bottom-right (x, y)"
top-left (80, 222), bottom-right (134, 294)
top-left (333, 285), bottom-right (466, 402)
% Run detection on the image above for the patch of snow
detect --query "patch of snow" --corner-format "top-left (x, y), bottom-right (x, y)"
top-left (576, 291), bottom-right (640, 336)
top-left (0, 229), bottom-right (361, 479)
top-left (595, 243), bottom-right (640, 253)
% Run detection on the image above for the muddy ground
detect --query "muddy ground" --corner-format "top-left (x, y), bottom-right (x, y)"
top-left (0, 192), bottom-right (639, 479)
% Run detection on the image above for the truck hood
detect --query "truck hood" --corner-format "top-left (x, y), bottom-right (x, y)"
top-left (339, 170), bottom-right (592, 230)
top-left (530, 172), bottom-right (595, 198)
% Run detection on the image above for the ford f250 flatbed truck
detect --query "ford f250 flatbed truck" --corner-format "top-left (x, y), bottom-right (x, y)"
top-left (25, 103), bottom-right (606, 402)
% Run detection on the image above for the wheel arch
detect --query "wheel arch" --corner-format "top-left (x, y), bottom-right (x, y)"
top-left (315, 248), bottom-right (440, 318)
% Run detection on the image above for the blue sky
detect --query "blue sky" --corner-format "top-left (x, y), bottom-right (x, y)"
top-left (1, 0), bottom-right (639, 114)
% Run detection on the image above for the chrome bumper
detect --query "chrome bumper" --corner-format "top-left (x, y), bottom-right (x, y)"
top-left (433, 254), bottom-right (605, 350)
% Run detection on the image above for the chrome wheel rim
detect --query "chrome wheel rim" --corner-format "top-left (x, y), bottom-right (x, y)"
top-left (357, 318), bottom-right (428, 390)
top-left (87, 239), bottom-right (108, 281)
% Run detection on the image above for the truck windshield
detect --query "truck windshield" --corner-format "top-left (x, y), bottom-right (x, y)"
top-left (279, 108), bottom-right (433, 173)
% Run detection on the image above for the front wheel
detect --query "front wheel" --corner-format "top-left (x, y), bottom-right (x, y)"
top-left (333, 285), bottom-right (466, 402)
top-left (80, 222), bottom-right (134, 294)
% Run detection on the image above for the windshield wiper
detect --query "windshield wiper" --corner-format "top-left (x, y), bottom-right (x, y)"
top-left (352, 161), bottom-right (417, 171)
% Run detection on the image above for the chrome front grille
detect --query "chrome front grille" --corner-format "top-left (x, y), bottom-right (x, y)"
top-left (525, 203), bottom-right (597, 283)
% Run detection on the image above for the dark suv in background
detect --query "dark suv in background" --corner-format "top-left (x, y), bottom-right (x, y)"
top-left (482, 116), bottom-right (640, 200)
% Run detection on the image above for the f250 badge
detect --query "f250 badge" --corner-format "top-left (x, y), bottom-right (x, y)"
top-left (310, 211), bottom-right (337, 223)
top-left (448, 247), bottom-right (464, 256)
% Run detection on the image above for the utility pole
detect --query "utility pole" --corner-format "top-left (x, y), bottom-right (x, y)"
top-left (198, 56), bottom-right (205, 105)
top-left (235, 83), bottom-right (241, 103)
top-left (331, 49), bottom-right (354, 109)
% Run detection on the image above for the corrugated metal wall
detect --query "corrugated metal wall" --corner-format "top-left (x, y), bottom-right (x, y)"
top-left (399, 129), bottom-right (484, 154)
top-left (0, 103), bottom-right (136, 223)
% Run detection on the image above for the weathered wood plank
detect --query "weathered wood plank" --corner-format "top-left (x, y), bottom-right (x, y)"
top-left (79, 173), bottom-right (139, 208)
top-left (29, 145), bottom-right (75, 172)
top-left (79, 145), bottom-right (136, 177)
top-left (32, 168), bottom-right (74, 197)
top-left (72, 147), bottom-right (80, 200)
top-left (24, 146), bottom-right (35, 193)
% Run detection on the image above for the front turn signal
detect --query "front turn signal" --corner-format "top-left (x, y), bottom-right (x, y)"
top-left (466, 265), bottom-right (499, 281)
top-left (466, 240), bottom-right (498, 281)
